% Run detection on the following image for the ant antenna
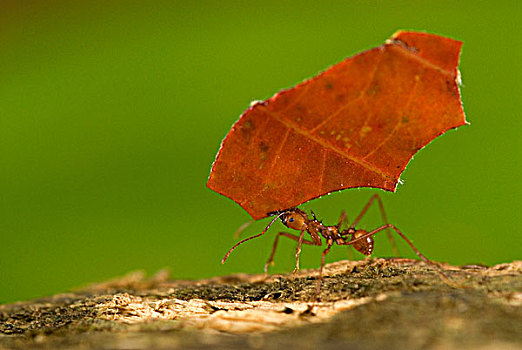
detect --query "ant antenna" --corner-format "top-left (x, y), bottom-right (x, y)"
top-left (222, 212), bottom-right (286, 264)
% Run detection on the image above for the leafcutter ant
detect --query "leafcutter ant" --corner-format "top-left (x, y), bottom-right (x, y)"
top-left (222, 194), bottom-right (453, 300)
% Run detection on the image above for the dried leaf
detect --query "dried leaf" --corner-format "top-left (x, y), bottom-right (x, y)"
top-left (208, 31), bottom-right (467, 219)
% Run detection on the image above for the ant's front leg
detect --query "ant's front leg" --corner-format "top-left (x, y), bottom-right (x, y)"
top-left (294, 227), bottom-right (306, 274)
top-left (264, 232), bottom-right (320, 275)
top-left (352, 194), bottom-right (399, 255)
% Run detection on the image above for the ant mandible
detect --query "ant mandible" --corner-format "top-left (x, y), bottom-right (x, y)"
top-left (222, 194), bottom-right (451, 300)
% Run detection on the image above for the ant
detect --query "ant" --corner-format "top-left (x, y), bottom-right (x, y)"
top-left (222, 194), bottom-right (453, 300)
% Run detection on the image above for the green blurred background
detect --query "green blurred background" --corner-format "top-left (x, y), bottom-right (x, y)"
top-left (1, 1), bottom-right (520, 304)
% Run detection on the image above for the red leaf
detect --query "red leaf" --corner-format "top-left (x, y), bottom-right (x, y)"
top-left (208, 31), bottom-right (467, 220)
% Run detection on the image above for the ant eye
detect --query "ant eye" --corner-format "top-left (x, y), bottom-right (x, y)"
top-left (289, 218), bottom-right (294, 222)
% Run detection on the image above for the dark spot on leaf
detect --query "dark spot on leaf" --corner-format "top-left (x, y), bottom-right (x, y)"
top-left (295, 104), bottom-right (305, 113)
top-left (243, 120), bottom-right (253, 129)
top-left (240, 120), bottom-right (254, 143)
top-left (446, 80), bottom-right (457, 96)
top-left (367, 82), bottom-right (378, 95)
top-left (259, 142), bottom-right (268, 152)
top-left (392, 38), bottom-right (419, 53)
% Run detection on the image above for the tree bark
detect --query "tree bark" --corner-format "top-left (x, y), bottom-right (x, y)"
top-left (1, 258), bottom-right (521, 350)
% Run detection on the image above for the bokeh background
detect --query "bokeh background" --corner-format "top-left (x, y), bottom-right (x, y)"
top-left (1, 1), bottom-right (520, 304)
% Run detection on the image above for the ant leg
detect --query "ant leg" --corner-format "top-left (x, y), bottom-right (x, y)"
top-left (265, 233), bottom-right (283, 274)
top-left (222, 213), bottom-right (284, 264)
top-left (343, 224), bottom-right (456, 286)
top-left (314, 243), bottom-right (333, 302)
top-left (337, 210), bottom-right (348, 229)
top-left (264, 232), bottom-right (317, 274)
top-left (293, 226), bottom-right (306, 274)
top-left (337, 211), bottom-right (355, 260)
top-left (351, 194), bottom-right (399, 256)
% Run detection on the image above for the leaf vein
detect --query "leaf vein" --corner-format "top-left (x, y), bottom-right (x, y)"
top-left (259, 105), bottom-right (393, 181)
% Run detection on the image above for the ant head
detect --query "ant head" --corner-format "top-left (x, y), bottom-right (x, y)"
top-left (275, 208), bottom-right (308, 231)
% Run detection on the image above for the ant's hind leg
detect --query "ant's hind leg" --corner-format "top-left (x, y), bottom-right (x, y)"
top-left (264, 232), bottom-right (317, 275)
top-left (344, 224), bottom-right (457, 287)
top-left (346, 246), bottom-right (355, 260)
top-left (352, 194), bottom-right (399, 256)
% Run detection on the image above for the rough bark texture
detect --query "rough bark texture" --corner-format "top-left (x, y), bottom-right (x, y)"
top-left (1, 258), bottom-right (521, 350)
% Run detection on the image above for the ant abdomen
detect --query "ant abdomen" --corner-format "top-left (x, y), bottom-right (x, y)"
top-left (350, 230), bottom-right (374, 256)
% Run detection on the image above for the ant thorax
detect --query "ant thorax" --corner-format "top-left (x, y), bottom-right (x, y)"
top-left (318, 225), bottom-right (341, 240)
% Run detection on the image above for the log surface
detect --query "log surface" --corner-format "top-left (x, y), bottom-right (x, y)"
top-left (1, 258), bottom-right (521, 350)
